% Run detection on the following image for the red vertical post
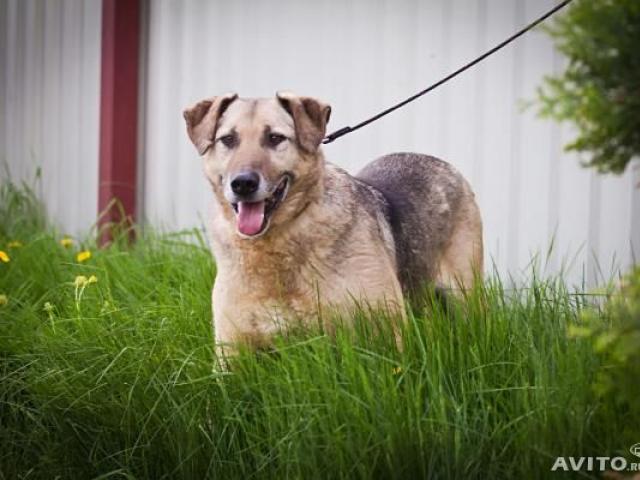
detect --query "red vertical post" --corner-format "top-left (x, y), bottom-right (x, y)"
top-left (98, 0), bottom-right (140, 243)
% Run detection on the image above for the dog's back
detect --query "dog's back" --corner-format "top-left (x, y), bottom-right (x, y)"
top-left (357, 153), bottom-right (483, 297)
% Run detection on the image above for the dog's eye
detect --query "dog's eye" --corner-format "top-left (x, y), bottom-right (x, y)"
top-left (218, 134), bottom-right (237, 148)
top-left (267, 133), bottom-right (286, 148)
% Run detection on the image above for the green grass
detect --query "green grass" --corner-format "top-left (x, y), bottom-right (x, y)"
top-left (0, 181), bottom-right (637, 479)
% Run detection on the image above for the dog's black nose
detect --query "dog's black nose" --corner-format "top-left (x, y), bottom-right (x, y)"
top-left (230, 172), bottom-right (260, 196)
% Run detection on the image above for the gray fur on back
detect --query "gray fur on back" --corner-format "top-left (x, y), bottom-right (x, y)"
top-left (356, 153), bottom-right (465, 295)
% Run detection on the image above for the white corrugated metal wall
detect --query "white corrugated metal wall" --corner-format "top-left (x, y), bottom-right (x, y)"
top-left (1, 0), bottom-right (638, 285)
top-left (0, 0), bottom-right (102, 235)
top-left (142, 0), bottom-right (639, 286)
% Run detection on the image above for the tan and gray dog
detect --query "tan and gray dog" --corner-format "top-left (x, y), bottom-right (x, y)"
top-left (183, 92), bottom-right (483, 352)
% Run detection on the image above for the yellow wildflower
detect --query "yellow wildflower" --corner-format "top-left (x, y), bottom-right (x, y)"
top-left (74, 275), bottom-right (98, 288)
top-left (0, 251), bottom-right (9, 263)
top-left (76, 250), bottom-right (91, 262)
top-left (0, 294), bottom-right (8, 306)
top-left (60, 237), bottom-right (74, 248)
top-left (7, 241), bottom-right (23, 248)
top-left (393, 366), bottom-right (403, 375)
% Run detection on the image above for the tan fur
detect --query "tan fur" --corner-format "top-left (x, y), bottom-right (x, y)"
top-left (183, 93), bottom-right (482, 353)
top-left (435, 182), bottom-right (484, 291)
top-left (210, 160), bottom-right (404, 351)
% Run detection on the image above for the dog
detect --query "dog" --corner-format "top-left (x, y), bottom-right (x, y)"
top-left (183, 92), bottom-right (483, 352)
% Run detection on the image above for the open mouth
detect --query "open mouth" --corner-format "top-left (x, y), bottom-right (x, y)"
top-left (231, 175), bottom-right (290, 237)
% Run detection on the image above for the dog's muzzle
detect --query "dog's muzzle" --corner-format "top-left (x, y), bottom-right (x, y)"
top-left (228, 174), bottom-right (291, 238)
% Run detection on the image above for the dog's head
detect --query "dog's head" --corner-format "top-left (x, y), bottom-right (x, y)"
top-left (183, 92), bottom-right (331, 239)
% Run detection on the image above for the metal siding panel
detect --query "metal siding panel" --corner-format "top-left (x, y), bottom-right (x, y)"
top-left (24, 0), bottom-right (44, 180)
top-left (137, 0), bottom-right (150, 227)
top-left (0, 0), bottom-right (7, 169)
top-left (446, 0), bottom-right (482, 181)
top-left (15, 0), bottom-right (27, 180)
top-left (596, 172), bottom-right (633, 280)
top-left (5, 0), bottom-right (20, 179)
top-left (586, 168), bottom-right (602, 285)
top-left (631, 166), bottom-right (640, 265)
top-left (470, 0), bottom-right (488, 205)
top-left (478, 0), bottom-right (517, 276)
top-left (142, 0), bottom-right (162, 227)
top-left (379, 0), bottom-right (417, 152)
top-left (61, 0), bottom-right (81, 231)
top-left (81, 0), bottom-right (101, 230)
top-left (435, 0), bottom-right (452, 161)
top-left (0, 0), bottom-right (101, 235)
top-left (178, 0), bottom-right (202, 228)
top-left (42, 0), bottom-right (63, 227)
top-left (506, 0), bottom-right (525, 279)
top-left (329, 0), bottom-right (385, 169)
top-left (513, 0), bottom-right (556, 279)
top-left (545, 46), bottom-right (564, 274)
top-left (557, 126), bottom-right (593, 287)
top-left (144, 0), bottom-right (185, 229)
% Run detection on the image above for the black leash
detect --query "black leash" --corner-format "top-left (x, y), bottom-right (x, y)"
top-left (322, 0), bottom-right (573, 145)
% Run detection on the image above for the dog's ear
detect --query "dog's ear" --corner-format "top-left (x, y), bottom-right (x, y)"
top-left (183, 93), bottom-right (238, 155)
top-left (276, 91), bottom-right (331, 153)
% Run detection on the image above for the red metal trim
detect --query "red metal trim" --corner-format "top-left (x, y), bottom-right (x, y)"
top-left (98, 0), bottom-right (140, 242)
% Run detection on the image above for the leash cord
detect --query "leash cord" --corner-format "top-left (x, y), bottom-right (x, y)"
top-left (322, 0), bottom-right (573, 145)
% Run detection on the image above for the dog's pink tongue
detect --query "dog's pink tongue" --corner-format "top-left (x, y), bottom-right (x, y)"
top-left (237, 201), bottom-right (265, 236)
